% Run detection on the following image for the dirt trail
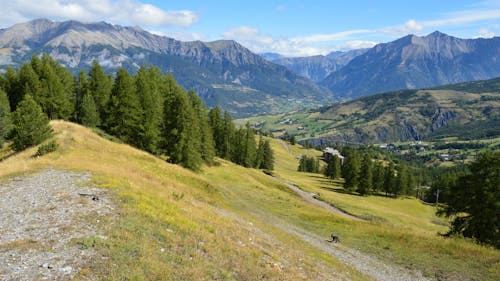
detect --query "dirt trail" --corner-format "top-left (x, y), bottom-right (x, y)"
top-left (0, 170), bottom-right (113, 280)
top-left (274, 176), bottom-right (365, 221)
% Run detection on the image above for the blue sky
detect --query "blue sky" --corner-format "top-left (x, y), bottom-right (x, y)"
top-left (1, 0), bottom-right (500, 56)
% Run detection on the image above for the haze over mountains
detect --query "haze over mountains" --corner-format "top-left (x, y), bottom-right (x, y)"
top-left (1, 19), bottom-right (500, 115)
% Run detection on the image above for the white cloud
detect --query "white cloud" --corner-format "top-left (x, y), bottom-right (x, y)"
top-left (149, 30), bottom-right (206, 41)
top-left (0, 0), bottom-right (198, 28)
top-left (476, 28), bottom-right (496, 38)
top-left (382, 9), bottom-right (500, 36)
top-left (221, 26), bottom-right (375, 57)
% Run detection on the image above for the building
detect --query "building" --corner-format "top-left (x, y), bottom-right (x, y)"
top-left (322, 147), bottom-right (344, 164)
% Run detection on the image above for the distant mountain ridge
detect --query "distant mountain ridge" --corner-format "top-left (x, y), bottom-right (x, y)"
top-left (261, 49), bottom-right (368, 82)
top-left (321, 31), bottom-right (500, 99)
top-left (0, 19), bottom-right (332, 117)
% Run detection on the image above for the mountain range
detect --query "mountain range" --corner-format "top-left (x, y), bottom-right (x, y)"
top-left (0, 19), bottom-right (331, 117)
top-left (2, 19), bottom-right (500, 116)
top-left (264, 49), bottom-right (368, 83)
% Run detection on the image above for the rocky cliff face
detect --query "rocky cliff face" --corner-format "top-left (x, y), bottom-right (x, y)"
top-left (0, 19), bottom-right (332, 117)
top-left (321, 32), bottom-right (500, 99)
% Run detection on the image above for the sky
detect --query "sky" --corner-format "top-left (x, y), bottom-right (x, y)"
top-left (1, 0), bottom-right (500, 56)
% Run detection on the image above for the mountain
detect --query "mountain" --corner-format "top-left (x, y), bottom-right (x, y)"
top-left (321, 31), bottom-right (500, 99)
top-left (0, 19), bottom-right (332, 117)
top-left (268, 49), bottom-right (368, 83)
top-left (259, 52), bottom-right (284, 61)
top-left (240, 76), bottom-right (500, 144)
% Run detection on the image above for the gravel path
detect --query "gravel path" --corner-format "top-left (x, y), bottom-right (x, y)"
top-left (274, 176), bottom-right (365, 221)
top-left (0, 170), bottom-right (113, 281)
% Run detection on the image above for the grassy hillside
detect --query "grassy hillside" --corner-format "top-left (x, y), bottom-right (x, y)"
top-left (0, 121), bottom-right (498, 280)
top-left (237, 78), bottom-right (500, 144)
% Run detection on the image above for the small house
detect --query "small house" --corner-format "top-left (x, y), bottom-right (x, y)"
top-left (322, 147), bottom-right (344, 164)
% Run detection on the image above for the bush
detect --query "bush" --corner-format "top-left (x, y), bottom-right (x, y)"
top-left (33, 140), bottom-right (58, 157)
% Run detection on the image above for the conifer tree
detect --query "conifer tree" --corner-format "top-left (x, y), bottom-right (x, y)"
top-left (255, 136), bottom-right (265, 168)
top-left (35, 57), bottom-right (74, 119)
top-left (135, 66), bottom-right (163, 153)
top-left (372, 161), bottom-right (385, 193)
top-left (161, 85), bottom-right (202, 170)
top-left (222, 111), bottom-right (235, 159)
top-left (188, 89), bottom-right (215, 163)
top-left (384, 163), bottom-right (396, 197)
top-left (3, 67), bottom-right (21, 110)
top-left (208, 106), bottom-right (224, 156)
top-left (10, 94), bottom-right (52, 152)
top-left (343, 150), bottom-right (360, 190)
top-left (358, 153), bottom-right (373, 195)
top-left (0, 89), bottom-right (11, 145)
top-left (242, 123), bottom-right (257, 168)
top-left (324, 155), bottom-right (341, 179)
top-left (105, 68), bottom-right (143, 146)
top-left (88, 61), bottom-right (113, 121)
top-left (438, 151), bottom-right (500, 248)
top-left (16, 63), bottom-right (40, 110)
top-left (79, 93), bottom-right (99, 128)
top-left (395, 163), bottom-right (409, 197)
top-left (261, 139), bottom-right (274, 170)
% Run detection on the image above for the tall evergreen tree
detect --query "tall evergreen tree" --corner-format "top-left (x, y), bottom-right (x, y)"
top-left (260, 139), bottom-right (274, 170)
top-left (384, 163), bottom-right (396, 197)
top-left (372, 161), bottom-right (385, 193)
top-left (135, 66), bottom-right (163, 153)
top-left (255, 136), bottom-right (265, 168)
top-left (10, 94), bottom-right (52, 152)
top-left (358, 153), bottom-right (373, 195)
top-left (188, 89), bottom-right (215, 163)
top-left (242, 123), bottom-right (257, 168)
top-left (0, 89), bottom-right (11, 145)
top-left (395, 163), bottom-right (409, 197)
top-left (222, 111), bottom-right (235, 160)
top-left (88, 60), bottom-right (113, 121)
top-left (343, 150), bottom-right (361, 190)
top-left (161, 85), bottom-right (202, 170)
top-left (438, 151), bottom-right (500, 248)
top-left (208, 106), bottom-right (224, 157)
top-left (3, 67), bottom-right (21, 110)
top-left (324, 155), bottom-right (341, 180)
top-left (79, 93), bottom-right (99, 128)
top-left (105, 68), bottom-right (143, 146)
top-left (35, 56), bottom-right (74, 119)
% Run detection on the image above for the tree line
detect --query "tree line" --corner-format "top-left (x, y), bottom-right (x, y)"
top-left (0, 54), bottom-right (273, 171)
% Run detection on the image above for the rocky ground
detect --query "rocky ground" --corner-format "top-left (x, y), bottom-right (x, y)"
top-left (0, 170), bottom-right (113, 281)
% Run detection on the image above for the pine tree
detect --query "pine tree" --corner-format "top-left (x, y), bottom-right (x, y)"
top-left (161, 85), bottom-right (202, 170)
top-left (208, 106), bottom-right (224, 157)
top-left (222, 111), bottom-right (235, 159)
top-left (261, 140), bottom-right (274, 170)
top-left (105, 68), bottom-right (143, 146)
top-left (395, 163), bottom-right (409, 197)
top-left (10, 94), bottom-right (52, 152)
top-left (372, 161), bottom-right (385, 193)
top-left (343, 150), bottom-right (360, 190)
top-left (255, 136), bottom-right (265, 168)
top-left (384, 163), bottom-right (396, 197)
top-left (358, 153), bottom-right (373, 195)
top-left (79, 93), bottom-right (99, 128)
top-left (438, 151), bottom-right (500, 248)
top-left (188, 89), bottom-right (215, 163)
top-left (324, 155), bottom-right (341, 180)
top-left (34, 57), bottom-right (74, 119)
top-left (16, 63), bottom-right (40, 110)
top-left (88, 61), bottom-right (112, 121)
top-left (0, 89), bottom-right (11, 145)
top-left (135, 66), bottom-right (163, 153)
top-left (242, 123), bottom-right (257, 168)
top-left (3, 67), bottom-right (21, 110)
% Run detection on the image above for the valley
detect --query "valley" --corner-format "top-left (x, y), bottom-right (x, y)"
top-left (0, 121), bottom-right (498, 280)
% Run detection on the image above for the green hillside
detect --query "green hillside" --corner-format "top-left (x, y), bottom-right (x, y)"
top-left (238, 77), bottom-right (500, 144)
top-left (0, 121), bottom-right (498, 280)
